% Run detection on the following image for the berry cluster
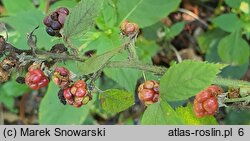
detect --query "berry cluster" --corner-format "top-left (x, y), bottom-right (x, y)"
top-left (25, 64), bottom-right (49, 90)
top-left (63, 80), bottom-right (91, 108)
top-left (52, 67), bottom-right (71, 89)
top-left (120, 20), bottom-right (139, 38)
top-left (43, 7), bottom-right (69, 37)
top-left (138, 80), bottom-right (160, 106)
top-left (24, 64), bottom-right (92, 107)
top-left (193, 85), bottom-right (223, 118)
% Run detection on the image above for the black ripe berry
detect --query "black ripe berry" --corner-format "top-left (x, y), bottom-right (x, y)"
top-left (43, 7), bottom-right (69, 37)
top-left (46, 27), bottom-right (56, 36)
top-left (51, 21), bottom-right (62, 30)
top-left (50, 12), bottom-right (59, 21)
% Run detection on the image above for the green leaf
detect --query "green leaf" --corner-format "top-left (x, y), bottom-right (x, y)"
top-left (0, 10), bottom-right (54, 50)
top-left (212, 13), bottom-right (243, 32)
top-left (116, 0), bottom-right (181, 28)
top-left (224, 109), bottom-right (250, 124)
top-left (176, 103), bottom-right (218, 125)
top-left (225, 0), bottom-right (241, 8)
top-left (142, 22), bottom-right (164, 40)
top-left (77, 47), bottom-right (122, 75)
top-left (2, 0), bottom-right (35, 15)
top-left (136, 39), bottom-right (159, 64)
top-left (218, 31), bottom-right (249, 65)
top-left (63, 0), bottom-right (104, 39)
top-left (197, 28), bottom-right (227, 53)
top-left (0, 80), bottom-right (29, 110)
top-left (96, 0), bottom-right (118, 29)
top-left (104, 68), bottom-right (140, 93)
top-left (99, 89), bottom-right (134, 114)
top-left (141, 101), bottom-right (183, 125)
top-left (204, 34), bottom-right (249, 79)
top-left (160, 60), bottom-right (223, 101)
top-left (167, 22), bottom-right (185, 38)
top-left (224, 0), bottom-right (250, 8)
top-left (85, 31), bottom-right (122, 55)
top-left (39, 83), bottom-right (89, 124)
top-left (0, 80), bottom-right (29, 97)
top-left (0, 93), bottom-right (14, 110)
top-left (49, 0), bottom-right (77, 10)
top-left (220, 62), bottom-right (249, 79)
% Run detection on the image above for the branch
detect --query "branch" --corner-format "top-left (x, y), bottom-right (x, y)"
top-left (36, 52), bottom-right (87, 62)
top-left (4, 37), bottom-right (250, 89)
top-left (213, 77), bottom-right (250, 88)
top-left (224, 96), bottom-right (250, 103)
top-left (107, 60), bottom-right (167, 75)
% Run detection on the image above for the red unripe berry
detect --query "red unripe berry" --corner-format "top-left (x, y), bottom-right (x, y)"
top-left (193, 85), bottom-right (222, 118)
top-left (207, 85), bottom-right (223, 96)
top-left (203, 97), bottom-right (218, 114)
top-left (75, 87), bottom-right (87, 97)
top-left (73, 97), bottom-right (83, 108)
top-left (73, 80), bottom-right (86, 88)
top-left (66, 98), bottom-right (74, 105)
top-left (63, 88), bottom-right (72, 100)
top-left (193, 100), bottom-right (205, 113)
top-left (25, 66), bottom-right (49, 90)
top-left (196, 91), bottom-right (212, 103)
top-left (139, 89), bottom-right (155, 101)
top-left (138, 80), bottom-right (159, 106)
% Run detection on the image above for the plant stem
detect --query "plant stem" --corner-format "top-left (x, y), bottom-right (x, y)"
top-left (17, 51), bottom-right (87, 63)
top-left (63, 37), bottom-right (78, 55)
top-left (107, 60), bottom-right (167, 75)
top-left (224, 96), bottom-right (250, 103)
top-left (5, 39), bottom-right (250, 89)
top-left (127, 43), bottom-right (138, 60)
top-left (107, 60), bottom-right (250, 88)
top-left (213, 77), bottom-right (250, 87)
top-left (36, 52), bottom-right (87, 61)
